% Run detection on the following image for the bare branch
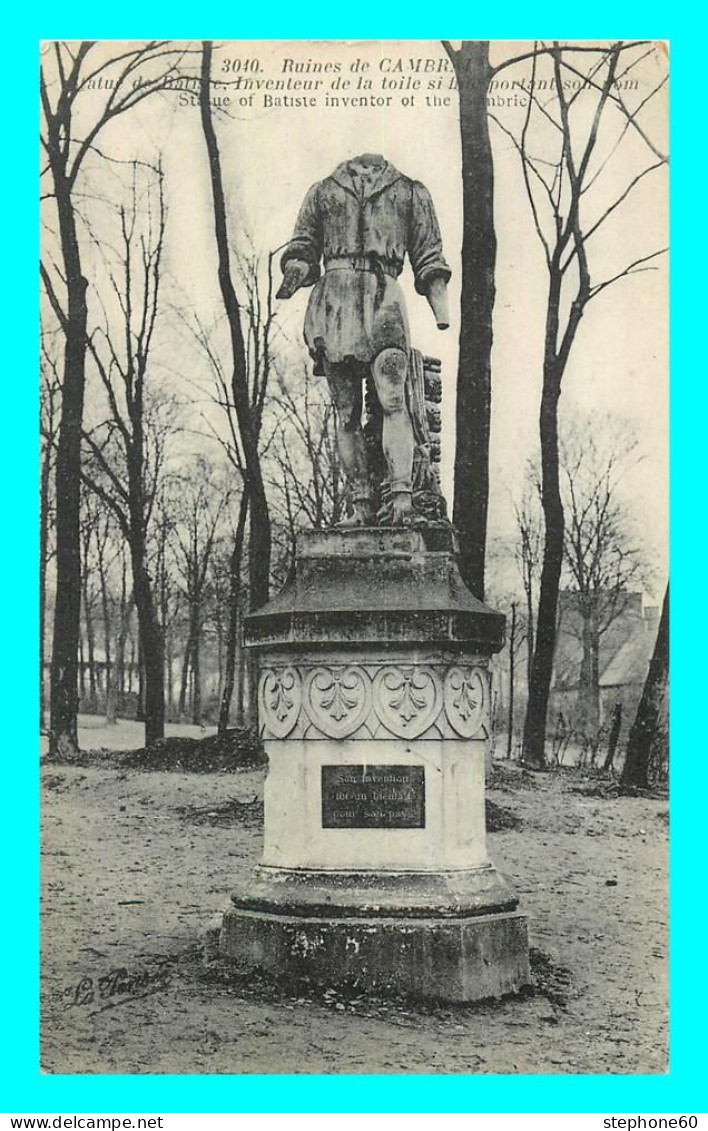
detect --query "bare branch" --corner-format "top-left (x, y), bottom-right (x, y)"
top-left (558, 53), bottom-right (668, 164)
top-left (572, 160), bottom-right (665, 261)
top-left (588, 247), bottom-right (667, 299)
top-left (490, 110), bottom-right (552, 263)
top-left (491, 39), bottom-right (650, 77)
top-left (40, 262), bottom-right (68, 332)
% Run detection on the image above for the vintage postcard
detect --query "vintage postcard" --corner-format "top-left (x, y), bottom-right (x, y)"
top-left (39, 39), bottom-right (669, 1076)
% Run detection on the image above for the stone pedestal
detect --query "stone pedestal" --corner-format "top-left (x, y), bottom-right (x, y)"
top-left (219, 527), bottom-right (530, 1001)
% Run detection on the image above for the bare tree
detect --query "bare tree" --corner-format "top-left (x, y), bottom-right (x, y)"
top-left (199, 41), bottom-right (271, 617)
top-left (205, 535), bottom-right (233, 706)
top-left (40, 333), bottom-right (62, 729)
top-left (486, 41), bottom-right (667, 766)
top-left (441, 41), bottom-right (496, 600)
top-left (514, 468), bottom-right (543, 692)
top-left (484, 546), bottom-right (529, 763)
top-left (266, 362), bottom-right (344, 577)
top-left (603, 701), bottom-right (623, 774)
top-left (114, 543), bottom-right (135, 714)
top-left (169, 458), bottom-right (231, 724)
top-left (440, 39), bottom-right (662, 602)
top-left (178, 238), bottom-right (281, 731)
top-left (40, 39), bottom-right (194, 754)
top-left (176, 332), bottom-right (254, 731)
top-left (505, 601), bottom-right (520, 759)
top-left (80, 165), bottom-right (172, 745)
top-left (219, 495), bottom-right (250, 731)
top-left (559, 419), bottom-right (647, 737)
top-left (198, 42), bottom-right (281, 731)
top-left (91, 509), bottom-right (122, 724)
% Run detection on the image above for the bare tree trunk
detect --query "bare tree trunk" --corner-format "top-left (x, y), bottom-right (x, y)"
top-left (40, 447), bottom-right (51, 730)
top-left (98, 554), bottom-right (115, 724)
top-left (215, 606), bottom-right (224, 699)
top-left (621, 585), bottom-right (668, 789)
top-left (199, 43), bottom-right (271, 615)
top-left (447, 42), bottom-right (496, 601)
top-left (157, 532), bottom-right (172, 721)
top-left (165, 628), bottom-right (174, 719)
top-left (178, 632), bottom-right (192, 718)
top-left (49, 178), bottom-right (88, 756)
top-left (83, 588), bottom-right (98, 714)
top-left (234, 600), bottom-right (247, 729)
top-left (131, 543), bottom-right (164, 746)
top-left (126, 362), bottom-right (165, 743)
top-left (506, 601), bottom-right (517, 759)
top-left (578, 604), bottom-right (593, 730)
top-left (577, 599), bottom-right (601, 736)
top-left (590, 612), bottom-right (601, 731)
top-left (128, 635), bottom-right (136, 694)
top-left (525, 587), bottom-right (535, 691)
top-left (78, 633), bottom-right (85, 699)
top-left (218, 492), bottom-right (248, 734)
top-left (603, 701), bottom-right (622, 773)
top-left (522, 334), bottom-right (564, 768)
top-left (116, 559), bottom-right (130, 708)
top-left (136, 635), bottom-right (145, 721)
top-left (192, 612), bottom-right (202, 725)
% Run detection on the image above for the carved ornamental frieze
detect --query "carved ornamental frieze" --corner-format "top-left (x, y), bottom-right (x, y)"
top-left (443, 667), bottom-right (487, 740)
top-left (371, 665), bottom-right (442, 739)
top-left (260, 666), bottom-right (302, 739)
top-left (304, 666), bottom-right (372, 739)
top-left (258, 660), bottom-right (490, 742)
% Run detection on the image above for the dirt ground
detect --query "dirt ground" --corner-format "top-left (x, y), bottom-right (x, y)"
top-left (40, 726), bottom-right (668, 1076)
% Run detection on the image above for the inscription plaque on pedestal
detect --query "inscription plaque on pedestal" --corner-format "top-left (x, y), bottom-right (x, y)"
top-left (321, 764), bottom-right (425, 828)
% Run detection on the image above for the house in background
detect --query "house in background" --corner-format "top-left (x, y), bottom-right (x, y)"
top-left (550, 590), bottom-right (660, 734)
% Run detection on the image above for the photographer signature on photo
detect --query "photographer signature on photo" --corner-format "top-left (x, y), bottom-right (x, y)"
top-left (61, 966), bottom-right (173, 1013)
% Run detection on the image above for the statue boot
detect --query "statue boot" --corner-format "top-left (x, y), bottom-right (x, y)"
top-left (389, 481), bottom-right (414, 525)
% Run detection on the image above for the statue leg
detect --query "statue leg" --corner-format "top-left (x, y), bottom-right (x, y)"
top-left (372, 347), bottom-right (414, 525)
top-left (323, 360), bottom-right (373, 526)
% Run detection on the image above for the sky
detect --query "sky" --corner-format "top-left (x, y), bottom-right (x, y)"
top-left (42, 38), bottom-right (669, 593)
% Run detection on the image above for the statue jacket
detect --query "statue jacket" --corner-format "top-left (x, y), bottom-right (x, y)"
top-left (281, 158), bottom-right (451, 371)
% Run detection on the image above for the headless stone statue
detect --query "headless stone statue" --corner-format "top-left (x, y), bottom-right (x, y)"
top-left (277, 153), bottom-right (451, 526)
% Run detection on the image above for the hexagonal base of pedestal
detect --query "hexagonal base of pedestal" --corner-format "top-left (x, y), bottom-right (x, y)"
top-left (220, 904), bottom-right (530, 1003)
top-left (219, 866), bottom-right (530, 1003)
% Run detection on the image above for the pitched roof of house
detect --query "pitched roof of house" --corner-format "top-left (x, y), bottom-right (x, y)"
top-left (600, 630), bottom-right (655, 689)
top-left (553, 590), bottom-right (652, 691)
